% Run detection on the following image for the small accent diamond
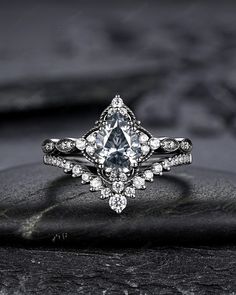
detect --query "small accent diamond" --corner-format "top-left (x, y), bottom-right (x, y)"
top-left (86, 145), bottom-right (95, 155)
top-left (72, 164), bottom-right (83, 177)
top-left (87, 133), bottom-right (96, 143)
top-left (125, 186), bottom-right (135, 198)
top-left (111, 95), bottom-right (123, 108)
top-left (45, 142), bottom-right (54, 152)
top-left (42, 140), bottom-right (55, 153)
top-left (180, 139), bottom-right (192, 152)
top-left (109, 194), bottom-right (127, 213)
top-left (149, 137), bottom-right (160, 150)
top-left (81, 172), bottom-right (91, 183)
top-left (174, 157), bottom-right (179, 165)
top-left (57, 157), bottom-right (63, 167)
top-left (47, 156), bottom-right (52, 164)
top-left (141, 145), bottom-right (150, 155)
top-left (161, 138), bottom-right (179, 152)
top-left (119, 172), bottom-right (127, 182)
top-left (76, 138), bottom-right (86, 150)
top-left (133, 176), bottom-right (146, 189)
top-left (112, 181), bottom-right (125, 193)
top-left (152, 163), bottom-right (163, 175)
top-left (52, 156), bottom-right (57, 166)
top-left (143, 170), bottom-right (154, 182)
top-left (109, 170), bottom-right (118, 181)
top-left (178, 155), bottom-right (183, 164)
top-left (185, 154), bottom-right (189, 163)
top-left (170, 158), bottom-right (175, 166)
top-left (56, 139), bottom-right (75, 153)
top-left (139, 133), bottom-right (149, 144)
top-left (100, 187), bottom-right (111, 199)
top-left (63, 161), bottom-right (72, 171)
top-left (90, 177), bottom-right (103, 191)
top-left (163, 159), bottom-right (171, 170)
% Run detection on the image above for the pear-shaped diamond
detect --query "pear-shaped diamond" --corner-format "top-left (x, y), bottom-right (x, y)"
top-left (94, 110), bottom-right (142, 172)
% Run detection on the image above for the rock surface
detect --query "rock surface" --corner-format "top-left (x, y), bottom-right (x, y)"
top-left (1, 163), bottom-right (236, 246)
top-left (0, 164), bottom-right (236, 293)
top-left (0, 246), bottom-right (236, 295)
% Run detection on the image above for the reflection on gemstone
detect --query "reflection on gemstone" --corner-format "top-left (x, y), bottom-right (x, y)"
top-left (109, 194), bottom-right (127, 213)
top-left (94, 110), bottom-right (142, 172)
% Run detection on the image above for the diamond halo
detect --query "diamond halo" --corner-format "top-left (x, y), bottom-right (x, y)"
top-left (42, 95), bottom-right (193, 214)
top-left (81, 95), bottom-right (153, 213)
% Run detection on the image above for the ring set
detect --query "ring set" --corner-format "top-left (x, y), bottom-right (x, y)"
top-left (42, 95), bottom-right (192, 213)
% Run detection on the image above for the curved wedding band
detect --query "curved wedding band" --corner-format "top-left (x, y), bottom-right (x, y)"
top-left (42, 95), bottom-right (192, 213)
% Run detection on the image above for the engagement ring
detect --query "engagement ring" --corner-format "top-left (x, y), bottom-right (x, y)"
top-left (42, 95), bottom-right (192, 213)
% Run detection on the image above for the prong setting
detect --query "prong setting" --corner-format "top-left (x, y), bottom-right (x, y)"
top-left (42, 95), bottom-right (193, 213)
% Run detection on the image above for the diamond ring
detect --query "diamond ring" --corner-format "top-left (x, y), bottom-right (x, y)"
top-left (42, 95), bottom-right (193, 213)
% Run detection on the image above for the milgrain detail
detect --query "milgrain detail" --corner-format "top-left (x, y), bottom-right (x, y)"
top-left (42, 96), bottom-right (193, 213)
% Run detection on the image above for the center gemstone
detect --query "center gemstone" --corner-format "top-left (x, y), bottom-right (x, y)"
top-left (94, 111), bottom-right (141, 172)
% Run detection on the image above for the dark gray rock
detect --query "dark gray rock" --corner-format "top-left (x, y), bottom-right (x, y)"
top-left (1, 163), bottom-right (236, 246)
top-left (1, 164), bottom-right (236, 294)
top-left (0, 246), bottom-right (236, 295)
